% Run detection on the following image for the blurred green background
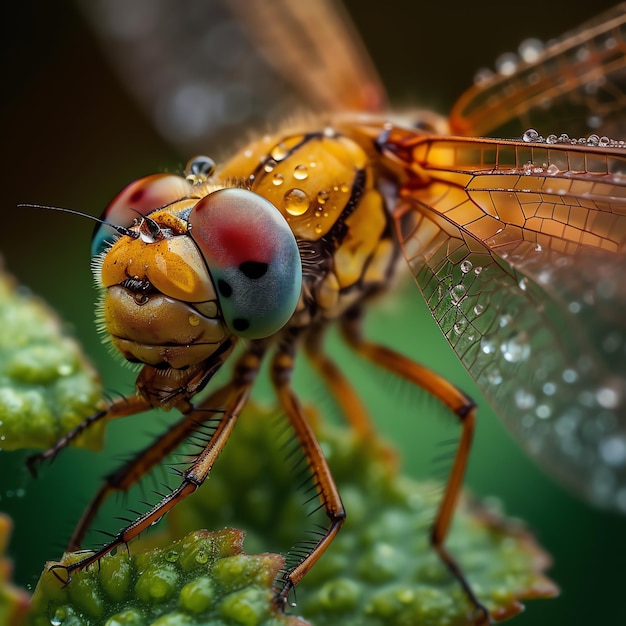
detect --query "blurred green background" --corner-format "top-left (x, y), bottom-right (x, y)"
top-left (0, 1), bottom-right (624, 624)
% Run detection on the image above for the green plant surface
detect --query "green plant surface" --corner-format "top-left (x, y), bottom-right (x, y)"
top-left (29, 528), bottom-right (308, 626)
top-left (27, 405), bottom-right (557, 626)
top-left (0, 266), bottom-right (104, 452)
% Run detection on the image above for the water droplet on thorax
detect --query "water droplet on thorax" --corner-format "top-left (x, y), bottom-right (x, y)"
top-left (293, 164), bottom-right (308, 180)
top-left (284, 188), bottom-right (310, 216)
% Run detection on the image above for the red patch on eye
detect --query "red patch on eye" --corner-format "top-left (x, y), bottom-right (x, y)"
top-left (212, 221), bottom-right (273, 267)
top-left (129, 189), bottom-right (145, 203)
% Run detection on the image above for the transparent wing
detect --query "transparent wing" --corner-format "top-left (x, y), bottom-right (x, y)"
top-left (75, 0), bottom-right (385, 155)
top-left (386, 130), bottom-right (626, 511)
top-left (449, 4), bottom-right (626, 138)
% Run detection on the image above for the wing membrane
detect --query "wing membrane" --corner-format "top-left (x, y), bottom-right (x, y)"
top-left (76, 0), bottom-right (385, 154)
top-left (391, 133), bottom-right (626, 509)
top-left (450, 4), bottom-right (626, 138)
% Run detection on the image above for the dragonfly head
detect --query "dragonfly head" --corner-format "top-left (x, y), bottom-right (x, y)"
top-left (94, 168), bottom-right (302, 371)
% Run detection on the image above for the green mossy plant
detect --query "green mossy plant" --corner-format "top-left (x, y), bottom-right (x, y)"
top-left (0, 267), bottom-right (104, 452)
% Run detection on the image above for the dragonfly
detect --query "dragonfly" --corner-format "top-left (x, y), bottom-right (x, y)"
top-left (25, 1), bottom-right (626, 623)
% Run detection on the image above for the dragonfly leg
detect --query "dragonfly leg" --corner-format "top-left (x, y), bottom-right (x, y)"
top-left (49, 348), bottom-right (263, 584)
top-left (340, 307), bottom-right (490, 626)
top-left (270, 339), bottom-right (346, 607)
top-left (67, 384), bottom-right (235, 550)
top-left (303, 326), bottom-right (397, 466)
top-left (26, 394), bottom-right (152, 477)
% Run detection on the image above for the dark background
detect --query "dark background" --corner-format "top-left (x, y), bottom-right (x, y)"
top-left (1, 1), bottom-right (624, 624)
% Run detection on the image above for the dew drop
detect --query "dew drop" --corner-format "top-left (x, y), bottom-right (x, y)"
top-left (195, 549), bottom-right (209, 564)
top-left (536, 404), bottom-right (552, 419)
top-left (522, 128), bottom-right (539, 143)
top-left (450, 284), bottom-right (466, 305)
top-left (460, 260), bottom-right (473, 273)
top-left (270, 143), bottom-right (288, 161)
top-left (596, 386), bottom-right (621, 410)
top-left (576, 46), bottom-right (591, 62)
top-left (166, 549), bottom-right (179, 563)
top-left (263, 159), bottom-right (278, 173)
top-left (487, 369), bottom-right (503, 385)
top-left (518, 277), bottom-right (529, 291)
top-left (599, 435), bottom-right (626, 467)
top-left (453, 319), bottom-right (467, 335)
top-left (314, 224), bottom-right (323, 234)
top-left (50, 609), bottom-right (67, 626)
top-left (587, 134), bottom-right (600, 146)
top-left (546, 163), bottom-right (559, 176)
top-left (515, 389), bottom-right (536, 410)
top-left (473, 303), bottom-right (485, 316)
top-left (340, 183), bottom-right (350, 193)
top-left (283, 188), bottom-right (310, 216)
top-left (473, 266), bottom-right (483, 276)
top-left (604, 36), bottom-right (617, 50)
top-left (188, 314), bottom-right (200, 327)
top-left (480, 337), bottom-right (496, 354)
top-left (498, 314), bottom-right (512, 328)
top-left (562, 368), bottom-right (578, 383)
top-left (542, 382), bottom-right (557, 396)
top-left (518, 38), bottom-right (544, 63)
top-left (495, 52), bottom-right (518, 76)
top-left (293, 164), bottom-right (308, 180)
top-left (272, 173), bottom-right (284, 186)
top-left (545, 134), bottom-right (557, 144)
top-left (317, 190), bottom-right (329, 205)
top-left (587, 115), bottom-right (602, 129)
top-left (501, 331), bottom-right (531, 362)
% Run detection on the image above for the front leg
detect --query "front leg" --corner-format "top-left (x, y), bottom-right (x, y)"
top-left (67, 383), bottom-right (235, 551)
top-left (48, 347), bottom-right (263, 584)
top-left (26, 394), bottom-right (152, 477)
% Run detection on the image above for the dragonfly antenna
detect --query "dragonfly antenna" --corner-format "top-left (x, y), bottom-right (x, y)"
top-left (17, 203), bottom-right (139, 239)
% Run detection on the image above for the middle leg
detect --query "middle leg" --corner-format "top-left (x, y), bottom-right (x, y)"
top-left (270, 337), bottom-right (346, 606)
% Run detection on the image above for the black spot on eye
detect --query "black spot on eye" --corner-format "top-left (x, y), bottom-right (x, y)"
top-left (217, 279), bottom-right (232, 298)
top-left (239, 261), bottom-right (268, 279)
top-left (233, 318), bottom-right (250, 332)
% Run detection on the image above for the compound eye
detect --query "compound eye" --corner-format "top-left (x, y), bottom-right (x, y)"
top-left (188, 188), bottom-right (302, 339)
top-left (92, 173), bottom-right (192, 257)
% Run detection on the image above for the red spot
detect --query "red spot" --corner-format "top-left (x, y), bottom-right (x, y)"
top-left (129, 189), bottom-right (145, 203)
top-left (212, 221), bottom-right (273, 267)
